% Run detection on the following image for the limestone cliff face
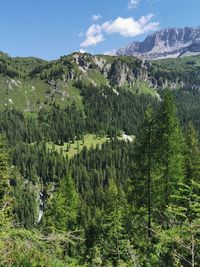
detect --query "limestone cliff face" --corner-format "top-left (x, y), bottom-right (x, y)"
top-left (66, 53), bottom-right (200, 90)
top-left (107, 59), bottom-right (149, 87)
top-left (117, 27), bottom-right (200, 60)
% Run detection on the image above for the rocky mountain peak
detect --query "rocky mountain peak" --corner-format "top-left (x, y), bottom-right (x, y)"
top-left (117, 26), bottom-right (200, 60)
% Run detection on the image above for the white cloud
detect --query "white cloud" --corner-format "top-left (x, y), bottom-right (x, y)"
top-left (92, 14), bottom-right (102, 21)
top-left (102, 14), bottom-right (159, 37)
top-left (103, 49), bottom-right (116, 56)
top-left (128, 0), bottom-right (140, 9)
top-left (80, 49), bottom-right (86, 54)
top-left (81, 14), bottom-right (159, 48)
top-left (80, 24), bottom-right (104, 48)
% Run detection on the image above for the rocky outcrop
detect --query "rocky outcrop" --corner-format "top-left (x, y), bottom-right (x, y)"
top-left (117, 26), bottom-right (200, 60)
top-left (39, 51), bottom-right (200, 91)
top-left (108, 61), bottom-right (134, 86)
top-left (72, 53), bottom-right (92, 72)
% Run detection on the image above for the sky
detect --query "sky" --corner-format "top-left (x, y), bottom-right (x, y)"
top-left (0, 0), bottom-right (200, 60)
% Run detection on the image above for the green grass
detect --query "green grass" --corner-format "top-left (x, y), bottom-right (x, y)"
top-left (46, 133), bottom-right (135, 159)
top-left (87, 70), bottom-right (108, 86)
top-left (55, 81), bottom-right (83, 109)
top-left (122, 80), bottom-right (158, 97)
top-left (135, 82), bottom-right (158, 96)
top-left (0, 75), bottom-right (84, 112)
top-left (0, 75), bottom-right (51, 111)
top-left (47, 134), bottom-right (110, 159)
top-left (153, 54), bottom-right (200, 72)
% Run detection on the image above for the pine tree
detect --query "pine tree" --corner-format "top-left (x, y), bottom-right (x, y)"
top-left (0, 135), bottom-right (11, 229)
top-left (0, 135), bottom-right (9, 203)
top-left (134, 107), bottom-right (156, 239)
top-left (13, 171), bottom-right (38, 229)
top-left (185, 122), bottom-right (200, 183)
top-left (157, 91), bottom-right (185, 208)
top-left (95, 180), bottom-right (133, 265)
top-left (156, 180), bottom-right (200, 267)
top-left (45, 174), bottom-right (79, 233)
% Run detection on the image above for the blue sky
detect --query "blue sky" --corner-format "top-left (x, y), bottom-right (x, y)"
top-left (0, 0), bottom-right (200, 59)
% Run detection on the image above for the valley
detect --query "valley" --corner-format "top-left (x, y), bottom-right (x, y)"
top-left (0, 34), bottom-right (200, 267)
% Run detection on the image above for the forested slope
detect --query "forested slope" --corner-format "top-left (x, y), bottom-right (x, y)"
top-left (0, 52), bottom-right (200, 266)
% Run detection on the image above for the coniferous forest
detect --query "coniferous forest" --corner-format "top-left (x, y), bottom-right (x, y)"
top-left (1, 0), bottom-right (200, 263)
top-left (0, 41), bottom-right (200, 267)
top-left (0, 74), bottom-right (200, 266)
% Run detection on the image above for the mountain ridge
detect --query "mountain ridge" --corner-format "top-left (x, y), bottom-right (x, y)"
top-left (1, 50), bottom-right (200, 112)
top-left (117, 26), bottom-right (200, 59)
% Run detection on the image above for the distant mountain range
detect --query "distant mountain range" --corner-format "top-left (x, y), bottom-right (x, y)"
top-left (117, 26), bottom-right (200, 60)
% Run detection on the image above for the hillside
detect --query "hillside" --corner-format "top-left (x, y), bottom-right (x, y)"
top-left (1, 0), bottom-right (200, 264)
top-left (0, 51), bottom-right (200, 266)
top-left (1, 51), bottom-right (200, 112)
top-left (0, 51), bottom-right (158, 111)
top-left (1, 90), bottom-right (200, 266)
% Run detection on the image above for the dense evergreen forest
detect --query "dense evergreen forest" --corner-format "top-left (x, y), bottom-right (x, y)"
top-left (0, 47), bottom-right (200, 267)
top-left (0, 78), bottom-right (200, 266)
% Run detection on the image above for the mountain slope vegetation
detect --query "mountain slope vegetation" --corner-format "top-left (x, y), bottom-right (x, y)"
top-left (0, 51), bottom-right (200, 266)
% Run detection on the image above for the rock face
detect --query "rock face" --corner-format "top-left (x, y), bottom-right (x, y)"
top-left (107, 59), bottom-right (150, 87)
top-left (117, 26), bottom-right (200, 60)
top-left (58, 52), bottom-right (200, 90)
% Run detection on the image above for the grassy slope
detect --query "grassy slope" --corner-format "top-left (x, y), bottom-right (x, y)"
top-left (47, 134), bottom-right (110, 159)
top-left (0, 75), bottom-right (50, 111)
top-left (0, 75), bottom-right (84, 111)
top-left (1, 52), bottom-right (160, 101)
top-left (124, 81), bottom-right (158, 97)
top-left (46, 133), bottom-right (134, 159)
top-left (1, 52), bottom-right (199, 112)
top-left (152, 55), bottom-right (200, 73)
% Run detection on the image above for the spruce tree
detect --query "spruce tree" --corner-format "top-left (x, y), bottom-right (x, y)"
top-left (0, 135), bottom-right (11, 229)
top-left (156, 180), bottom-right (200, 267)
top-left (185, 122), bottom-right (200, 183)
top-left (157, 91), bottom-right (185, 208)
top-left (13, 172), bottom-right (38, 229)
top-left (95, 180), bottom-right (132, 265)
top-left (134, 107), bottom-right (156, 239)
top-left (44, 174), bottom-right (79, 233)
